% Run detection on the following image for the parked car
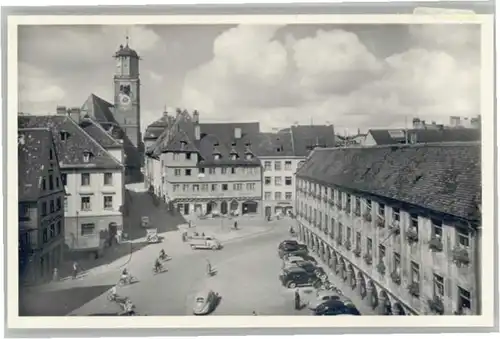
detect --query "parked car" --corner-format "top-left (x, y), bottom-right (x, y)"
top-left (278, 240), bottom-right (299, 250)
top-left (308, 291), bottom-right (341, 310)
top-left (284, 252), bottom-right (317, 264)
top-left (189, 236), bottom-right (223, 250)
top-left (295, 260), bottom-right (317, 274)
top-left (193, 289), bottom-right (220, 315)
top-left (282, 255), bottom-right (305, 266)
top-left (279, 244), bottom-right (308, 259)
top-left (313, 299), bottom-right (361, 316)
top-left (314, 266), bottom-right (327, 279)
top-left (279, 267), bottom-right (315, 288)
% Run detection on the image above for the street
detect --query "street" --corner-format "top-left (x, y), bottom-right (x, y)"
top-left (69, 220), bottom-right (311, 316)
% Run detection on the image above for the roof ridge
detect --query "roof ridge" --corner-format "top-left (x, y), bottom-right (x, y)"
top-left (83, 117), bottom-right (121, 146)
top-left (65, 116), bottom-right (123, 168)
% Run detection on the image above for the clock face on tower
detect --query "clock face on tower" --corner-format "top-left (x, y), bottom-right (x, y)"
top-left (118, 84), bottom-right (133, 107)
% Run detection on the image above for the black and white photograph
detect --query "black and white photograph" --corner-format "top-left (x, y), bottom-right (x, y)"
top-left (5, 12), bottom-right (495, 331)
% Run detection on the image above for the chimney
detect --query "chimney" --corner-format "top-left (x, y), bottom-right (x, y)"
top-left (194, 125), bottom-right (201, 140)
top-left (192, 110), bottom-right (199, 124)
top-left (234, 127), bottom-right (242, 139)
top-left (68, 107), bottom-right (81, 123)
top-left (56, 106), bottom-right (67, 115)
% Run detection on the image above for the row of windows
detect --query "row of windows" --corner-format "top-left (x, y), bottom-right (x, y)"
top-left (299, 188), bottom-right (471, 248)
top-left (78, 173), bottom-right (114, 186)
top-left (167, 151), bottom-right (255, 162)
top-left (68, 195), bottom-right (115, 212)
top-left (264, 192), bottom-right (293, 201)
top-left (172, 182), bottom-right (257, 193)
top-left (305, 218), bottom-right (473, 313)
top-left (41, 172), bottom-right (61, 192)
top-left (264, 176), bottom-right (293, 186)
top-left (40, 196), bottom-right (63, 216)
top-left (42, 220), bottom-right (63, 244)
top-left (264, 160), bottom-right (293, 171)
top-left (172, 167), bottom-right (259, 177)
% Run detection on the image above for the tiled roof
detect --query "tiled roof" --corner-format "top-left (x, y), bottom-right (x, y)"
top-left (290, 125), bottom-right (336, 157)
top-left (81, 94), bottom-right (117, 124)
top-left (247, 132), bottom-right (295, 157)
top-left (80, 93), bottom-right (142, 168)
top-left (79, 118), bottom-right (122, 149)
top-left (368, 128), bottom-right (481, 145)
top-left (18, 115), bottom-right (123, 170)
top-left (144, 115), bottom-right (171, 140)
top-left (18, 128), bottom-right (63, 201)
top-left (296, 143), bottom-right (481, 222)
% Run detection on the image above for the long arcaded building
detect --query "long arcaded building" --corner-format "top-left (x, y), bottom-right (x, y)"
top-left (295, 142), bottom-right (481, 316)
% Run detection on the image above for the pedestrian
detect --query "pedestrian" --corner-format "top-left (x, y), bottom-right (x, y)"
top-left (294, 288), bottom-right (301, 310)
top-left (52, 268), bottom-right (59, 282)
top-left (234, 221), bottom-right (238, 230)
top-left (182, 231), bottom-right (187, 242)
top-left (72, 261), bottom-right (78, 279)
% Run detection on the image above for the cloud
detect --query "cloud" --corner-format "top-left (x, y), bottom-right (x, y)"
top-left (181, 24), bottom-right (480, 131)
top-left (18, 62), bottom-right (66, 113)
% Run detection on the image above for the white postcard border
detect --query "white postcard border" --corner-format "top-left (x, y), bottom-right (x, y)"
top-left (6, 13), bottom-right (496, 330)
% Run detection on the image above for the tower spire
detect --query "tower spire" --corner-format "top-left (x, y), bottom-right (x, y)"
top-left (125, 27), bottom-right (130, 47)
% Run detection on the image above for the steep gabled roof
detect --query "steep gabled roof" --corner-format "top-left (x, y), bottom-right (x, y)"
top-left (79, 117), bottom-right (122, 149)
top-left (18, 115), bottom-right (123, 170)
top-left (290, 125), bottom-right (336, 157)
top-left (18, 128), bottom-right (64, 201)
top-left (81, 94), bottom-right (117, 124)
top-left (296, 143), bottom-right (481, 222)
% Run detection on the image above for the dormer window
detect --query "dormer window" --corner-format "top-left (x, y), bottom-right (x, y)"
top-left (245, 153), bottom-right (253, 160)
top-left (83, 151), bottom-right (93, 163)
top-left (60, 131), bottom-right (70, 141)
top-left (214, 154), bottom-right (221, 160)
top-left (180, 141), bottom-right (187, 151)
top-left (230, 148), bottom-right (238, 161)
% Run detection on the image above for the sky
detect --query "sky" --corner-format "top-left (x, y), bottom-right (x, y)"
top-left (18, 23), bottom-right (480, 133)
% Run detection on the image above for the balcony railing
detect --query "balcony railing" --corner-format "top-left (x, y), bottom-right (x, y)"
top-left (344, 240), bottom-right (352, 251)
top-left (353, 207), bottom-right (361, 217)
top-left (428, 236), bottom-right (443, 252)
top-left (427, 296), bottom-right (445, 315)
top-left (407, 281), bottom-right (420, 298)
top-left (406, 227), bottom-right (419, 244)
top-left (452, 246), bottom-right (471, 266)
top-left (390, 270), bottom-right (401, 285)
top-left (353, 247), bottom-right (361, 257)
top-left (363, 211), bottom-right (372, 222)
top-left (376, 261), bottom-right (386, 275)
top-left (389, 221), bottom-right (401, 236)
top-left (363, 253), bottom-right (373, 265)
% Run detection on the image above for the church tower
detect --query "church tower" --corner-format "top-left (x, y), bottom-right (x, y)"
top-left (114, 38), bottom-right (141, 148)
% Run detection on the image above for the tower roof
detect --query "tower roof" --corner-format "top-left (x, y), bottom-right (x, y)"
top-left (114, 37), bottom-right (139, 58)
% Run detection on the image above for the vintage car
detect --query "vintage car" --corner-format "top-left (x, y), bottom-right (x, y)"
top-left (308, 290), bottom-right (341, 310)
top-left (283, 252), bottom-right (317, 264)
top-left (189, 236), bottom-right (223, 250)
top-left (279, 266), bottom-right (315, 288)
top-left (193, 289), bottom-right (220, 315)
top-left (282, 255), bottom-right (304, 266)
top-left (313, 299), bottom-right (361, 316)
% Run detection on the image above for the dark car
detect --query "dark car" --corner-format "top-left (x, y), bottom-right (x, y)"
top-left (313, 300), bottom-right (361, 316)
top-left (279, 267), bottom-right (315, 288)
top-left (278, 240), bottom-right (299, 250)
top-left (279, 242), bottom-right (308, 259)
top-left (296, 261), bottom-right (317, 274)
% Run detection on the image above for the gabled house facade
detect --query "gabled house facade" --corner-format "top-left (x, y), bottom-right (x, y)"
top-left (18, 128), bottom-right (66, 284)
top-left (18, 114), bottom-right (124, 258)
